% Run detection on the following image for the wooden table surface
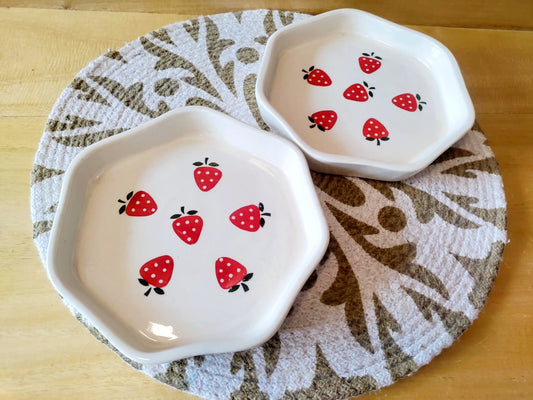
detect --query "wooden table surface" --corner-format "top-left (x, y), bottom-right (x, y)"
top-left (1, 1), bottom-right (532, 399)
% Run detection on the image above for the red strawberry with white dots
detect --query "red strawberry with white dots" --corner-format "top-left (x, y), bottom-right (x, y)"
top-left (118, 190), bottom-right (157, 216)
top-left (363, 118), bottom-right (390, 146)
top-left (392, 93), bottom-right (426, 112)
top-left (308, 110), bottom-right (337, 132)
top-left (215, 257), bottom-right (253, 292)
top-left (171, 206), bottom-right (203, 244)
top-left (229, 202), bottom-right (270, 232)
top-left (358, 52), bottom-right (382, 74)
top-left (343, 81), bottom-right (375, 102)
top-left (138, 255), bottom-right (174, 296)
top-left (193, 157), bottom-right (222, 191)
top-left (302, 66), bottom-right (332, 86)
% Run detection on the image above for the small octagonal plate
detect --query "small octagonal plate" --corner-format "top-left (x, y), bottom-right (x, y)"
top-left (47, 106), bottom-right (329, 363)
top-left (256, 9), bottom-right (475, 180)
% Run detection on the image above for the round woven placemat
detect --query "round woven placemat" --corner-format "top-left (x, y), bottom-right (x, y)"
top-left (31, 10), bottom-right (507, 400)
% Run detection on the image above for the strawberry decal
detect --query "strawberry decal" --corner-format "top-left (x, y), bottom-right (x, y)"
top-left (392, 93), bottom-right (427, 112)
top-left (138, 255), bottom-right (174, 296)
top-left (358, 52), bottom-right (382, 74)
top-left (229, 202), bottom-right (270, 232)
top-left (171, 206), bottom-right (203, 244)
top-left (343, 81), bottom-right (375, 102)
top-left (302, 66), bottom-right (332, 86)
top-left (193, 157), bottom-right (222, 191)
top-left (215, 257), bottom-right (253, 292)
top-left (308, 110), bottom-right (337, 132)
top-left (118, 190), bottom-right (157, 216)
top-left (363, 118), bottom-right (390, 146)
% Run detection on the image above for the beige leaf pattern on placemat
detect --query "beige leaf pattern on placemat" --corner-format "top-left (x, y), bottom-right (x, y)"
top-left (69, 77), bottom-right (110, 106)
top-left (243, 73), bottom-right (269, 130)
top-left (30, 10), bottom-right (507, 400)
top-left (444, 192), bottom-right (507, 229)
top-left (230, 351), bottom-right (270, 400)
top-left (151, 27), bottom-right (175, 46)
top-left (140, 36), bottom-right (221, 100)
top-left (392, 182), bottom-right (480, 228)
top-left (262, 333), bottom-right (281, 378)
top-left (441, 157), bottom-right (500, 178)
top-left (205, 16), bottom-right (236, 96)
top-left (281, 346), bottom-right (378, 399)
top-left (432, 146), bottom-right (474, 164)
top-left (373, 295), bottom-right (418, 380)
top-left (154, 78), bottom-right (180, 96)
top-left (236, 47), bottom-right (260, 64)
top-left (185, 96), bottom-right (226, 113)
top-left (321, 236), bottom-right (373, 353)
top-left (254, 10), bottom-right (277, 45)
top-left (104, 50), bottom-right (126, 63)
top-left (312, 173), bottom-right (366, 207)
top-left (232, 11), bottom-right (243, 23)
top-left (183, 18), bottom-right (201, 41)
top-left (278, 11), bottom-right (295, 26)
top-left (325, 198), bottom-right (449, 303)
top-left (32, 220), bottom-right (53, 239)
top-left (51, 128), bottom-right (126, 147)
top-left (452, 241), bottom-right (505, 309)
top-left (31, 165), bottom-right (64, 184)
top-left (88, 76), bottom-right (170, 118)
top-left (403, 287), bottom-right (470, 339)
top-left (155, 359), bottom-right (190, 391)
top-left (45, 115), bottom-right (101, 132)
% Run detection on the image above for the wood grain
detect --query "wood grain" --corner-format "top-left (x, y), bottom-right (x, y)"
top-left (1, 0), bottom-right (533, 29)
top-left (2, 8), bottom-right (532, 119)
top-left (1, 3), bottom-right (532, 400)
top-left (0, 8), bottom-right (194, 117)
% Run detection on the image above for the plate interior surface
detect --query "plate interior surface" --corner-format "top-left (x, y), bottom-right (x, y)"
top-left (259, 9), bottom-right (474, 178)
top-left (48, 107), bottom-right (328, 362)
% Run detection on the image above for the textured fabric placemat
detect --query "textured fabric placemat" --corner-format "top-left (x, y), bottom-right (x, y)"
top-left (31, 10), bottom-right (507, 400)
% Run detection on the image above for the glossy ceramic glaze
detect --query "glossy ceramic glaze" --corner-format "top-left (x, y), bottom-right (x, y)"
top-left (256, 9), bottom-right (475, 180)
top-left (47, 106), bottom-right (329, 363)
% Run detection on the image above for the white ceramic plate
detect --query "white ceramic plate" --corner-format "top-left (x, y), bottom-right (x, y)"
top-left (47, 106), bottom-right (329, 363)
top-left (256, 9), bottom-right (475, 180)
